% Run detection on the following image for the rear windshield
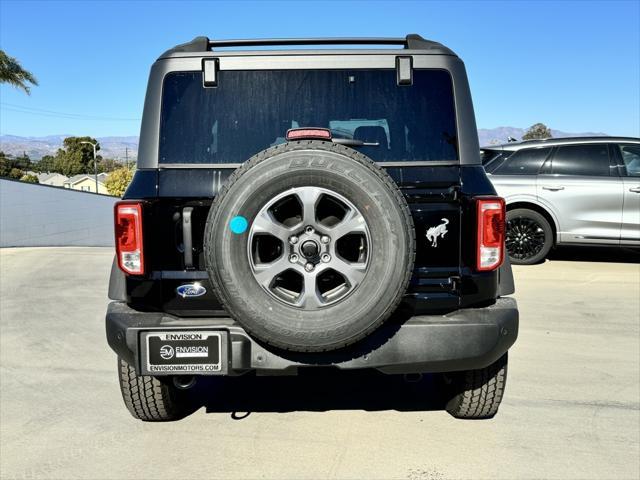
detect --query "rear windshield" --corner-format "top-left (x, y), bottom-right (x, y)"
top-left (159, 69), bottom-right (458, 165)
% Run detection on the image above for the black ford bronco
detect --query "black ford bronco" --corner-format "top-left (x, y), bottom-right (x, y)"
top-left (106, 34), bottom-right (518, 421)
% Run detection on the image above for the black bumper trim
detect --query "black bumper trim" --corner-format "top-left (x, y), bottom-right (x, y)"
top-left (106, 298), bottom-right (518, 375)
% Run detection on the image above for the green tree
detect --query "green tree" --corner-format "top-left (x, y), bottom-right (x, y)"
top-left (0, 50), bottom-right (38, 94)
top-left (97, 157), bottom-right (121, 173)
top-left (54, 137), bottom-right (101, 176)
top-left (20, 174), bottom-right (39, 183)
top-left (35, 155), bottom-right (57, 173)
top-left (9, 168), bottom-right (24, 179)
top-left (105, 166), bottom-right (134, 197)
top-left (522, 123), bottom-right (553, 141)
top-left (13, 152), bottom-right (31, 171)
top-left (0, 152), bottom-right (9, 177)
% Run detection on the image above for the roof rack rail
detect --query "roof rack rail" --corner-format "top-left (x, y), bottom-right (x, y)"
top-left (162, 34), bottom-right (454, 57)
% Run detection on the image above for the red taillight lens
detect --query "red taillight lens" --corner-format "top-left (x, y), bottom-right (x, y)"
top-left (476, 197), bottom-right (505, 271)
top-left (115, 202), bottom-right (144, 275)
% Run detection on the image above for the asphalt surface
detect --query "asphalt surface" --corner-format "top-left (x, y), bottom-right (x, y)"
top-left (1, 247), bottom-right (638, 480)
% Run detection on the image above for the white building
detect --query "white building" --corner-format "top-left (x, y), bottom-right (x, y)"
top-left (37, 173), bottom-right (68, 187)
top-left (63, 173), bottom-right (109, 194)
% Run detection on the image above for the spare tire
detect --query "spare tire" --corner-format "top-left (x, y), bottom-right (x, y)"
top-left (204, 141), bottom-right (414, 352)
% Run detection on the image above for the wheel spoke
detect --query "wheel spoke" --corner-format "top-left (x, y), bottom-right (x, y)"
top-left (328, 208), bottom-right (366, 240)
top-left (294, 187), bottom-right (322, 226)
top-left (253, 256), bottom-right (291, 289)
top-left (252, 210), bottom-right (292, 242)
top-left (299, 272), bottom-right (324, 309)
top-left (326, 256), bottom-right (367, 287)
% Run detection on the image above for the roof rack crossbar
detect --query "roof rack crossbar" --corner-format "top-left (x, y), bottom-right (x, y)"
top-left (161, 34), bottom-right (455, 57)
top-left (208, 37), bottom-right (408, 48)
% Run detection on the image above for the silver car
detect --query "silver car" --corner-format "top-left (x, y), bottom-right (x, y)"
top-left (482, 137), bottom-right (640, 264)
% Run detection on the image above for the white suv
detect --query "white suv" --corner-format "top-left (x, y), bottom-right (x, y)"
top-left (482, 137), bottom-right (640, 264)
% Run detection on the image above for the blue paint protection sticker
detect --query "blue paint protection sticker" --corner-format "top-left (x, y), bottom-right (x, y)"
top-left (230, 215), bottom-right (248, 234)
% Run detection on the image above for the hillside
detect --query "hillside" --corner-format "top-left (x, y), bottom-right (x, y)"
top-left (0, 127), bottom-right (612, 160)
top-left (0, 135), bottom-right (139, 161)
top-left (478, 127), bottom-right (608, 146)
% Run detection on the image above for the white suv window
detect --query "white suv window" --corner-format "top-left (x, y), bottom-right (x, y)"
top-left (492, 147), bottom-right (551, 175)
top-left (550, 144), bottom-right (611, 177)
top-left (619, 144), bottom-right (640, 177)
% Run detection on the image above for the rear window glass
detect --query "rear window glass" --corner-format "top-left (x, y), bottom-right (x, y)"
top-left (492, 147), bottom-right (551, 175)
top-left (159, 69), bottom-right (458, 164)
top-left (481, 149), bottom-right (501, 165)
top-left (482, 150), bottom-right (513, 172)
top-left (550, 144), bottom-right (611, 176)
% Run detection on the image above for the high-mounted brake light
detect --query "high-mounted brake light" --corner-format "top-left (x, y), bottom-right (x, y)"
top-left (286, 128), bottom-right (332, 141)
top-left (115, 202), bottom-right (144, 275)
top-left (476, 197), bottom-right (505, 271)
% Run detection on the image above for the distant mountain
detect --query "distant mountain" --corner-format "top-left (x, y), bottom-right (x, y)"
top-left (478, 127), bottom-right (608, 147)
top-left (1, 128), bottom-right (611, 160)
top-left (0, 135), bottom-right (139, 161)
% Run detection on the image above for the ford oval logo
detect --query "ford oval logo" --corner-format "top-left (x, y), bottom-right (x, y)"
top-left (176, 283), bottom-right (207, 298)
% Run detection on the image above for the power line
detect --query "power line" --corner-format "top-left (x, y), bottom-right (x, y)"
top-left (1, 102), bottom-right (141, 121)
top-left (2, 102), bottom-right (141, 120)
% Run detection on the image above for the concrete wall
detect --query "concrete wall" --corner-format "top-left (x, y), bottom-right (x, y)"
top-left (0, 179), bottom-right (119, 247)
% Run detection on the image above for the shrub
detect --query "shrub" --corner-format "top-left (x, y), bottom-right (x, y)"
top-left (105, 167), bottom-right (134, 197)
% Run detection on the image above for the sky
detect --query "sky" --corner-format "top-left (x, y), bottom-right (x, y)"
top-left (0, 0), bottom-right (639, 138)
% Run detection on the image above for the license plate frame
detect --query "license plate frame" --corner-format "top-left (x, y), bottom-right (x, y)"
top-left (140, 330), bottom-right (227, 375)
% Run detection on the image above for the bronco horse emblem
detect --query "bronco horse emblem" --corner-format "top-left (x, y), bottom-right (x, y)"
top-left (426, 218), bottom-right (449, 247)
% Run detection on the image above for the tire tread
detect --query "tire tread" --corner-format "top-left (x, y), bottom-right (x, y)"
top-left (446, 353), bottom-right (508, 419)
top-left (117, 358), bottom-right (184, 421)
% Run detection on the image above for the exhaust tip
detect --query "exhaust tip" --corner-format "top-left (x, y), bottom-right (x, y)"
top-left (172, 375), bottom-right (197, 390)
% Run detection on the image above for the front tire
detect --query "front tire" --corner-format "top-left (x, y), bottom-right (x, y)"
top-left (445, 353), bottom-right (508, 419)
top-left (118, 358), bottom-right (189, 422)
top-left (506, 208), bottom-right (553, 265)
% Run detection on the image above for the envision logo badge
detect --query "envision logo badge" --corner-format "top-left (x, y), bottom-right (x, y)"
top-left (176, 283), bottom-right (207, 298)
top-left (160, 345), bottom-right (174, 360)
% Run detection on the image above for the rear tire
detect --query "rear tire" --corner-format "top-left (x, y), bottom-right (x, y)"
top-left (118, 358), bottom-right (189, 422)
top-left (506, 208), bottom-right (553, 265)
top-left (445, 353), bottom-right (508, 419)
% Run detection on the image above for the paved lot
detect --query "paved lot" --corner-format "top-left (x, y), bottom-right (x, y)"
top-left (1, 247), bottom-right (638, 480)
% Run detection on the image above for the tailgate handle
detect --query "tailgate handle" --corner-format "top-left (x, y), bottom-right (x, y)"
top-left (182, 207), bottom-right (194, 269)
top-left (629, 187), bottom-right (640, 193)
top-left (542, 186), bottom-right (565, 191)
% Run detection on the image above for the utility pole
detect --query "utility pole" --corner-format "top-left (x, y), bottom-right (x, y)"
top-left (125, 147), bottom-right (129, 169)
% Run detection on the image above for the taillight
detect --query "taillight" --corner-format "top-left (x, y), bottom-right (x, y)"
top-left (115, 202), bottom-right (144, 275)
top-left (476, 197), bottom-right (505, 271)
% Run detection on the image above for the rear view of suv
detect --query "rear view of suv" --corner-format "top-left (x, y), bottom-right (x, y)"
top-left (106, 35), bottom-right (518, 421)
top-left (483, 137), bottom-right (640, 264)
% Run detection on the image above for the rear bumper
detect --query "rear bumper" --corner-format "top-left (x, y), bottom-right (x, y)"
top-left (106, 298), bottom-right (518, 375)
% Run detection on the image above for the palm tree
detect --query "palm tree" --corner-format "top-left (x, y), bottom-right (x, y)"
top-left (0, 50), bottom-right (38, 94)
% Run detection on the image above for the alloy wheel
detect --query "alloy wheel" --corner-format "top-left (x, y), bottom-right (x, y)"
top-left (505, 216), bottom-right (546, 261)
top-left (248, 187), bottom-right (370, 309)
